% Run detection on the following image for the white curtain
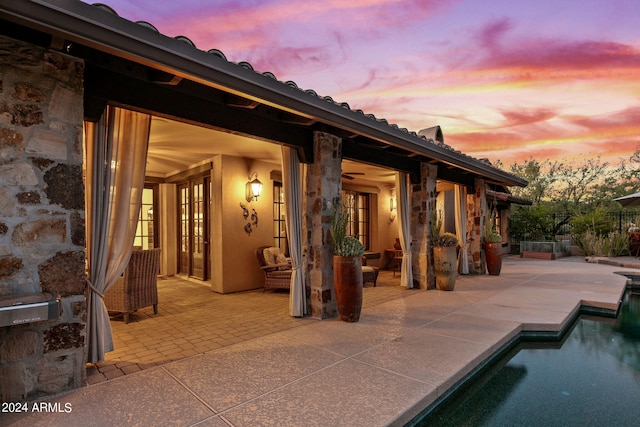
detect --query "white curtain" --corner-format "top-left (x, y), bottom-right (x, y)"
top-left (454, 184), bottom-right (469, 274)
top-left (396, 172), bottom-right (413, 288)
top-left (281, 146), bottom-right (306, 317)
top-left (85, 106), bottom-right (151, 363)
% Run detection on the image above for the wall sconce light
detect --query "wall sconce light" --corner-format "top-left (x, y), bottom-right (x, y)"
top-left (246, 172), bottom-right (263, 202)
top-left (388, 196), bottom-right (397, 224)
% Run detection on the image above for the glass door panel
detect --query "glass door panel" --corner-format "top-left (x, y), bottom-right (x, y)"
top-left (177, 176), bottom-right (210, 280)
top-left (178, 183), bottom-right (190, 275)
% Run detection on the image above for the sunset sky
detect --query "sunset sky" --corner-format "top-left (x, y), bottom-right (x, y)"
top-left (103, 0), bottom-right (640, 167)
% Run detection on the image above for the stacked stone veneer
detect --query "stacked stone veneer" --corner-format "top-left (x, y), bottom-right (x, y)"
top-left (0, 35), bottom-right (86, 401)
top-left (468, 178), bottom-right (487, 274)
top-left (304, 132), bottom-right (342, 319)
top-left (411, 163), bottom-right (437, 289)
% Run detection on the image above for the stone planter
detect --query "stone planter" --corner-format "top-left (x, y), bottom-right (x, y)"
top-left (485, 242), bottom-right (502, 275)
top-left (333, 255), bottom-right (363, 322)
top-left (433, 246), bottom-right (457, 291)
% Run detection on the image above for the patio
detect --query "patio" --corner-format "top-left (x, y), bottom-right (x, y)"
top-left (88, 270), bottom-right (410, 384)
top-left (6, 256), bottom-right (635, 426)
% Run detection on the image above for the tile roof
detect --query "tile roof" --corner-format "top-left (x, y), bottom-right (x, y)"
top-left (2, 1), bottom-right (527, 186)
top-left (92, 3), bottom-right (492, 159)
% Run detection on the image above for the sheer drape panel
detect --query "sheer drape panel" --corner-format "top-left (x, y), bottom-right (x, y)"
top-left (396, 172), bottom-right (413, 288)
top-left (454, 184), bottom-right (469, 274)
top-left (281, 146), bottom-right (306, 317)
top-left (85, 106), bottom-right (151, 363)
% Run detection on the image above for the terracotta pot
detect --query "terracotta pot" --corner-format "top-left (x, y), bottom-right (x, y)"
top-left (433, 246), bottom-right (457, 291)
top-left (630, 232), bottom-right (640, 257)
top-left (333, 256), bottom-right (363, 322)
top-left (485, 242), bottom-right (502, 275)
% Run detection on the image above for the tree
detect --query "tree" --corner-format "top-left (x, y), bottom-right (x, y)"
top-left (505, 151), bottom-right (640, 212)
top-left (508, 158), bottom-right (560, 204)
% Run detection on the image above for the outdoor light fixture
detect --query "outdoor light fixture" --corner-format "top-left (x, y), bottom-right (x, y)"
top-left (246, 172), bottom-right (263, 202)
top-left (388, 195), bottom-right (397, 224)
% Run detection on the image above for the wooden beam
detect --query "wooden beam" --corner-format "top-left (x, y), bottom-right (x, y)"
top-left (84, 64), bottom-right (315, 163)
top-left (341, 139), bottom-right (421, 177)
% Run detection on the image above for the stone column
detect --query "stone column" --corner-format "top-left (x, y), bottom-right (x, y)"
top-left (303, 132), bottom-right (342, 319)
top-left (0, 35), bottom-right (86, 401)
top-left (469, 178), bottom-right (487, 274)
top-left (411, 163), bottom-right (437, 289)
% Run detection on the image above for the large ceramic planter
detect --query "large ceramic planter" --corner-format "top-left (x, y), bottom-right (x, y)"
top-left (485, 242), bottom-right (502, 275)
top-left (333, 255), bottom-right (363, 322)
top-left (630, 232), bottom-right (640, 257)
top-left (433, 246), bottom-right (457, 291)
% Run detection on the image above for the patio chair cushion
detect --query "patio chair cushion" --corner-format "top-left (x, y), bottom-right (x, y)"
top-left (262, 247), bottom-right (290, 270)
top-left (257, 246), bottom-right (292, 291)
top-left (263, 247), bottom-right (280, 265)
top-left (362, 265), bottom-right (379, 287)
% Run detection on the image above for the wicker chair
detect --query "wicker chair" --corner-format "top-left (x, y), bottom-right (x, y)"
top-left (104, 248), bottom-right (161, 323)
top-left (362, 256), bottom-right (379, 287)
top-left (256, 246), bottom-right (292, 291)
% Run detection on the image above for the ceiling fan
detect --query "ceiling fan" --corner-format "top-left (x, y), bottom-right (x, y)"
top-left (341, 172), bottom-right (365, 180)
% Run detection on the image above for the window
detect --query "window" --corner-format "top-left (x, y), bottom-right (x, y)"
top-left (342, 190), bottom-right (370, 250)
top-left (273, 182), bottom-right (288, 253)
top-left (133, 185), bottom-right (158, 250)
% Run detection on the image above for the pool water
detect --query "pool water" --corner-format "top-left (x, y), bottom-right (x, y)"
top-left (419, 290), bottom-right (640, 426)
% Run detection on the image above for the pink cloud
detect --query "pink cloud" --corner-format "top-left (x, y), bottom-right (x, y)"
top-left (463, 18), bottom-right (640, 81)
top-left (498, 108), bottom-right (558, 128)
top-left (566, 106), bottom-right (640, 133)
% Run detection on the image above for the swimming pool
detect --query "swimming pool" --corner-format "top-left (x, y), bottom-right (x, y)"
top-left (417, 289), bottom-right (640, 426)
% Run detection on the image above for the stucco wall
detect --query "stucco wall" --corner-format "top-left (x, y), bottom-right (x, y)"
top-left (211, 155), bottom-right (279, 293)
top-left (0, 35), bottom-right (86, 401)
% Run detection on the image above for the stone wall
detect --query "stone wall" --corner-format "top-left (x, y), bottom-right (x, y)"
top-left (0, 35), bottom-right (86, 401)
top-left (411, 163), bottom-right (437, 290)
top-left (304, 132), bottom-right (342, 319)
top-left (469, 178), bottom-right (487, 274)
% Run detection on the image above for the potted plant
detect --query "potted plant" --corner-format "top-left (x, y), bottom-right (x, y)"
top-left (331, 204), bottom-right (366, 322)
top-left (431, 213), bottom-right (459, 291)
top-left (484, 211), bottom-right (502, 275)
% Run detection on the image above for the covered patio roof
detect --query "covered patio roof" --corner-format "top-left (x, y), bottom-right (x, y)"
top-left (0, 0), bottom-right (527, 188)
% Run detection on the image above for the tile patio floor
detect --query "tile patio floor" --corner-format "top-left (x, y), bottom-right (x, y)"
top-left (88, 270), bottom-right (409, 384)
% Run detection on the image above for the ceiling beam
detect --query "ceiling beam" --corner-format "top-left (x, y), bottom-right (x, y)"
top-left (84, 63), bottom-right (315, 163)
top-left (341, 139), bottom-right (421, 182)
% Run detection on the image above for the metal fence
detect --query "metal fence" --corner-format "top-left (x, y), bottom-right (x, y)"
top-left (543, 211), bottom-right (640, 235)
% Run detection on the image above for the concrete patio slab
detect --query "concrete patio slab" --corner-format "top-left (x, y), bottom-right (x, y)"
top-left (221, 358), bottom-right (437, 427)
top-left (163, 333), bottom-right (344, 412)
top-left (3, 257), bottom-right (636, 427)
top-left (354, 328), bottom-right (494, 392)
top-left (4, 367), bottom-right (215, 427)
top-left (278, 316), bottom-right (404, 357)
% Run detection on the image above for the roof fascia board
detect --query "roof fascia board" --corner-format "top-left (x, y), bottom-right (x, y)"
top-left (0, 0), bottom-right (526, 187)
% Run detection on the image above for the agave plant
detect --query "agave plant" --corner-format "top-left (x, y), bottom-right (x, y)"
top-left (484, 207), bottom-right (502, 243)
top-left (333, 236), bottom-right (365, 257)
top-left (431, 211), bottom-right (459, 247)
top-left (432, 232), bottom-right (459, 247)
top-left (330, 203), bottom-right (365, 257)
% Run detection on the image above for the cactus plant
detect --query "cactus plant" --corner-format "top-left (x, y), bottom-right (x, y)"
top-left (431, 211), bottom-right (459, 247)
top-left (330, 204), bottom-right (365, 256)
top-left (334, 236), bottom-right (365, 257)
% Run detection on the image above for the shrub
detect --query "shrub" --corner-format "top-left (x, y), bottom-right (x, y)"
top-left (573, 230), bottom-right (629, 257)
top-left (508, 205), bottom-right (553, 241)
top-left (571, 208), bottom-right (615, 236)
